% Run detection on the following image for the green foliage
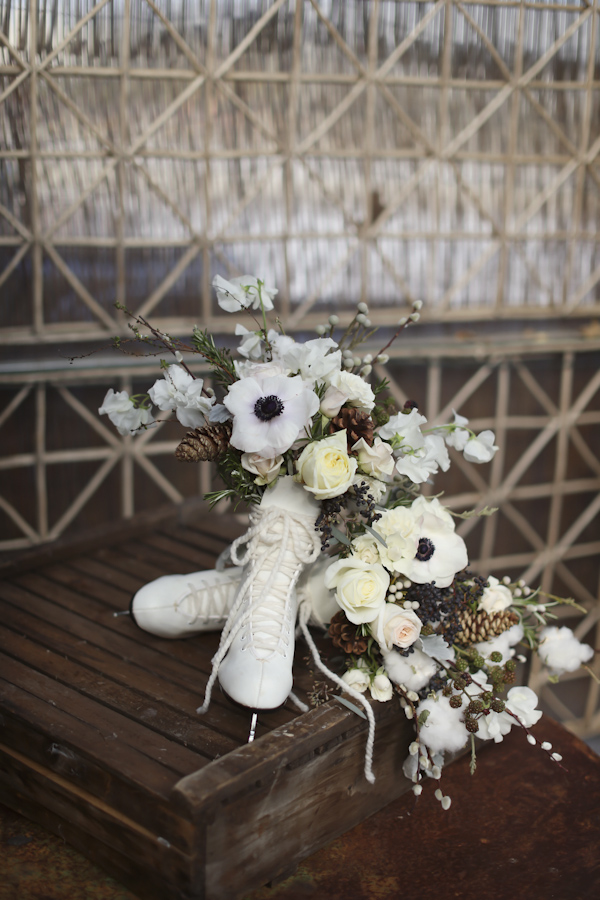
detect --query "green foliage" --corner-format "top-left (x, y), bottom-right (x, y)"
top-left (192, 327), bottom-right (237, 387)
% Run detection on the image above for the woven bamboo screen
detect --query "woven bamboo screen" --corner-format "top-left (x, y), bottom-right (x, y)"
top-left (1, 0), bottom-right (600, 333)
top-left (1, 3), bottom-right (599, 734)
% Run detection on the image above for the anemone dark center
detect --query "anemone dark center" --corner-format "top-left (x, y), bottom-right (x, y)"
top-left (416, 537), bottom-right (435, 561)
top-left (254, 394), bottom-right (284, 421)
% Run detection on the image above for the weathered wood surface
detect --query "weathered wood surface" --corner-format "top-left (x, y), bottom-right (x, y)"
top-left (0, 503), bottom-right (415, 900)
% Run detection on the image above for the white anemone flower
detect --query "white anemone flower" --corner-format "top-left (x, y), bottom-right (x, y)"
top-left (213, 274), bottom-right (277, 313)
top-left (399, 496), bottom-right (468, 588)
top-left (98, 389), bottom-right (154, 436)
top-left (224, 373), bottom-right (319, 457)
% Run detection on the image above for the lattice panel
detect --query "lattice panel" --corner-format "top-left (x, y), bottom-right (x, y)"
top-left (2, 0), bottom-right (600, 345)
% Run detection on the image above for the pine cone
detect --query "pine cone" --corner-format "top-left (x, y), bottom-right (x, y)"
top-left (175, 421), bottom-right (232, 462)
top-left (455, 608), bottom-right (519, 645)
top-left (329, 408), bottom-right (374, 448)
top-left (329, 611), bottom-right (369, 655)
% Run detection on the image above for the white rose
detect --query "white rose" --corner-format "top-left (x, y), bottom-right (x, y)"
top-left (352, 436), bottom-right (395, 478)
top-left (351, 533), bottom-right (381, 565)
top-left (370, 671), bottom-right (393, 702)
top-left (241, 452), bottom-right (284, 486)
top-left (479, 575), bottom-right (513, 613)
top-left (374, 603), bottom-right (422, 653)
top-left (329, 370), bottom-right (375, 411)
top-left (342, 665), bottom-right (370, 693)
top-left (295, 430), bottom-right (358, 500)
top-left (325, 556), bottom-right (389, 625)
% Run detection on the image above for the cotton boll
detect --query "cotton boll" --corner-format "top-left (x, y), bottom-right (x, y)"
top-left (382, 648), bottom-right (437, 692)
top-left (538, 626), bottom-right (594, 676)
top-left (416, 693), bottom-right (469, 754)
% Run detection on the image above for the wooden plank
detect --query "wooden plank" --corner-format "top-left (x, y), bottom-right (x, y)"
top-left (0, 612), bottom-right (241, 757)
top-left (0, 742), bottom-right (197, 899)
top-left (0, 578), bottom-right (295, 742)
top-left (0, 669), bottom-right (193, 846)
top-left (173, 700), bottom-right (414, 900)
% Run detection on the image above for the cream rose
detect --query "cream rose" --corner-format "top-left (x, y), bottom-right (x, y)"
top-left (479, 575), bottom-right (513, 614)
top-left (325, 555), bottom-right (389, 624)
top-left (370, 671), bottom-right (393, 702)
top-left (295, 430), bottom-right (358, 500)
top-left (352, 436), bottom-right (395, 478)
top-left (342, 664), bottom-right (370, 693)
top-left (241, 452), bottom-right (284, 486)
top-left (351, 533), bottom-right (381, 565)
top-left (374, 603), bottom-right (422, 653)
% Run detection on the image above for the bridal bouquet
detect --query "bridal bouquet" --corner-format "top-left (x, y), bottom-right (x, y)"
top-left (98, 274), bottom-right (595, 803)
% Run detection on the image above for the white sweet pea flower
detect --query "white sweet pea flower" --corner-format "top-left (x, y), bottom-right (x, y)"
top-left (295, 430), bottom-right (358, 500)
top-left (538, 626), bottom-right (594, 676)
top-left (463, 430), bottom-right (499, 463)
top-left (213, 274), bottom-right (276, 313)
top-left (352, 436), bottom-right (395, 479)
top-left (394, 433), bottom-right (450, 484)
top-left (416, 692), bottom-right (469, 754)
top-left (235, 324), bottom-right (263, 360)
top-left (224, 372), bottom-right (319, 458)
top-left (98, 389), bottom-right (154, 436)
top-left (382, 647), bottom-right (437, 692)
top-left (148, 365), bottom-right (214, 429)
top-left (235, 359), bottom-right (287, 380)
top-left (505, 686), bottom-right (542, 728)
top-left (479, 575), bottom-right (513, 613)
top-left (328, 370), bottom-right (375, 411)
top-left (342, 661), bottom-right (371, 693)
top-left (240, 452), bottom-right (284, 486)
top-left (374, 603), bottom-right (422, 653)
top-left (276, 337), bottom-right (342, 386)
top-left (444, 409), bottom-right (470, 451)
top-left (325, 555), bottom-right (389, 625)
top-left (378, 408), bottom-right (427, 449)
top-left (208, 403), bottom-right (232, 424)
top-left (400, 496), bottom-right (468, 588)
top-left (320, 384), bottom-right (348, 418)
top-left (370, 670), bottom-right (394, 702)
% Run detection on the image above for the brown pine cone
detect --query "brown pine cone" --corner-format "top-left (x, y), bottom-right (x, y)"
top-left (175, 421), bottom-right (232, 462)
top-left (329, 407), bottom-right (374, 448)
top-left (455, 608), bottom-right (519, 645)
top-left (329, 610), bottom-right (369, 655)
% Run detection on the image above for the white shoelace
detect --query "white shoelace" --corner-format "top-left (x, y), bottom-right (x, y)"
top-left (298, 600), bottom-right (376, 784)
top-left (176, 576), bottom-right (237, 625)
top-left (197, 505), bottom-right (320, 714)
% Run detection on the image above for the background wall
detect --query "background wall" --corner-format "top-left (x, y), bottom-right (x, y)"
top-left (1, 1), bottom-right (600, 736)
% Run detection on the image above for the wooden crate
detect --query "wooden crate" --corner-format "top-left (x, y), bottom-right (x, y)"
top-left (0, 503), bottom-right (414, 900)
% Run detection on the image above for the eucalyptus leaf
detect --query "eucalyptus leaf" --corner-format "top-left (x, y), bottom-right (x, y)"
top-left (336, 696), bottom-right (367, 720)
top-left (331, 525), bottom-right (351, 547)
top-left (364, 525), bottom-right (388, 547)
